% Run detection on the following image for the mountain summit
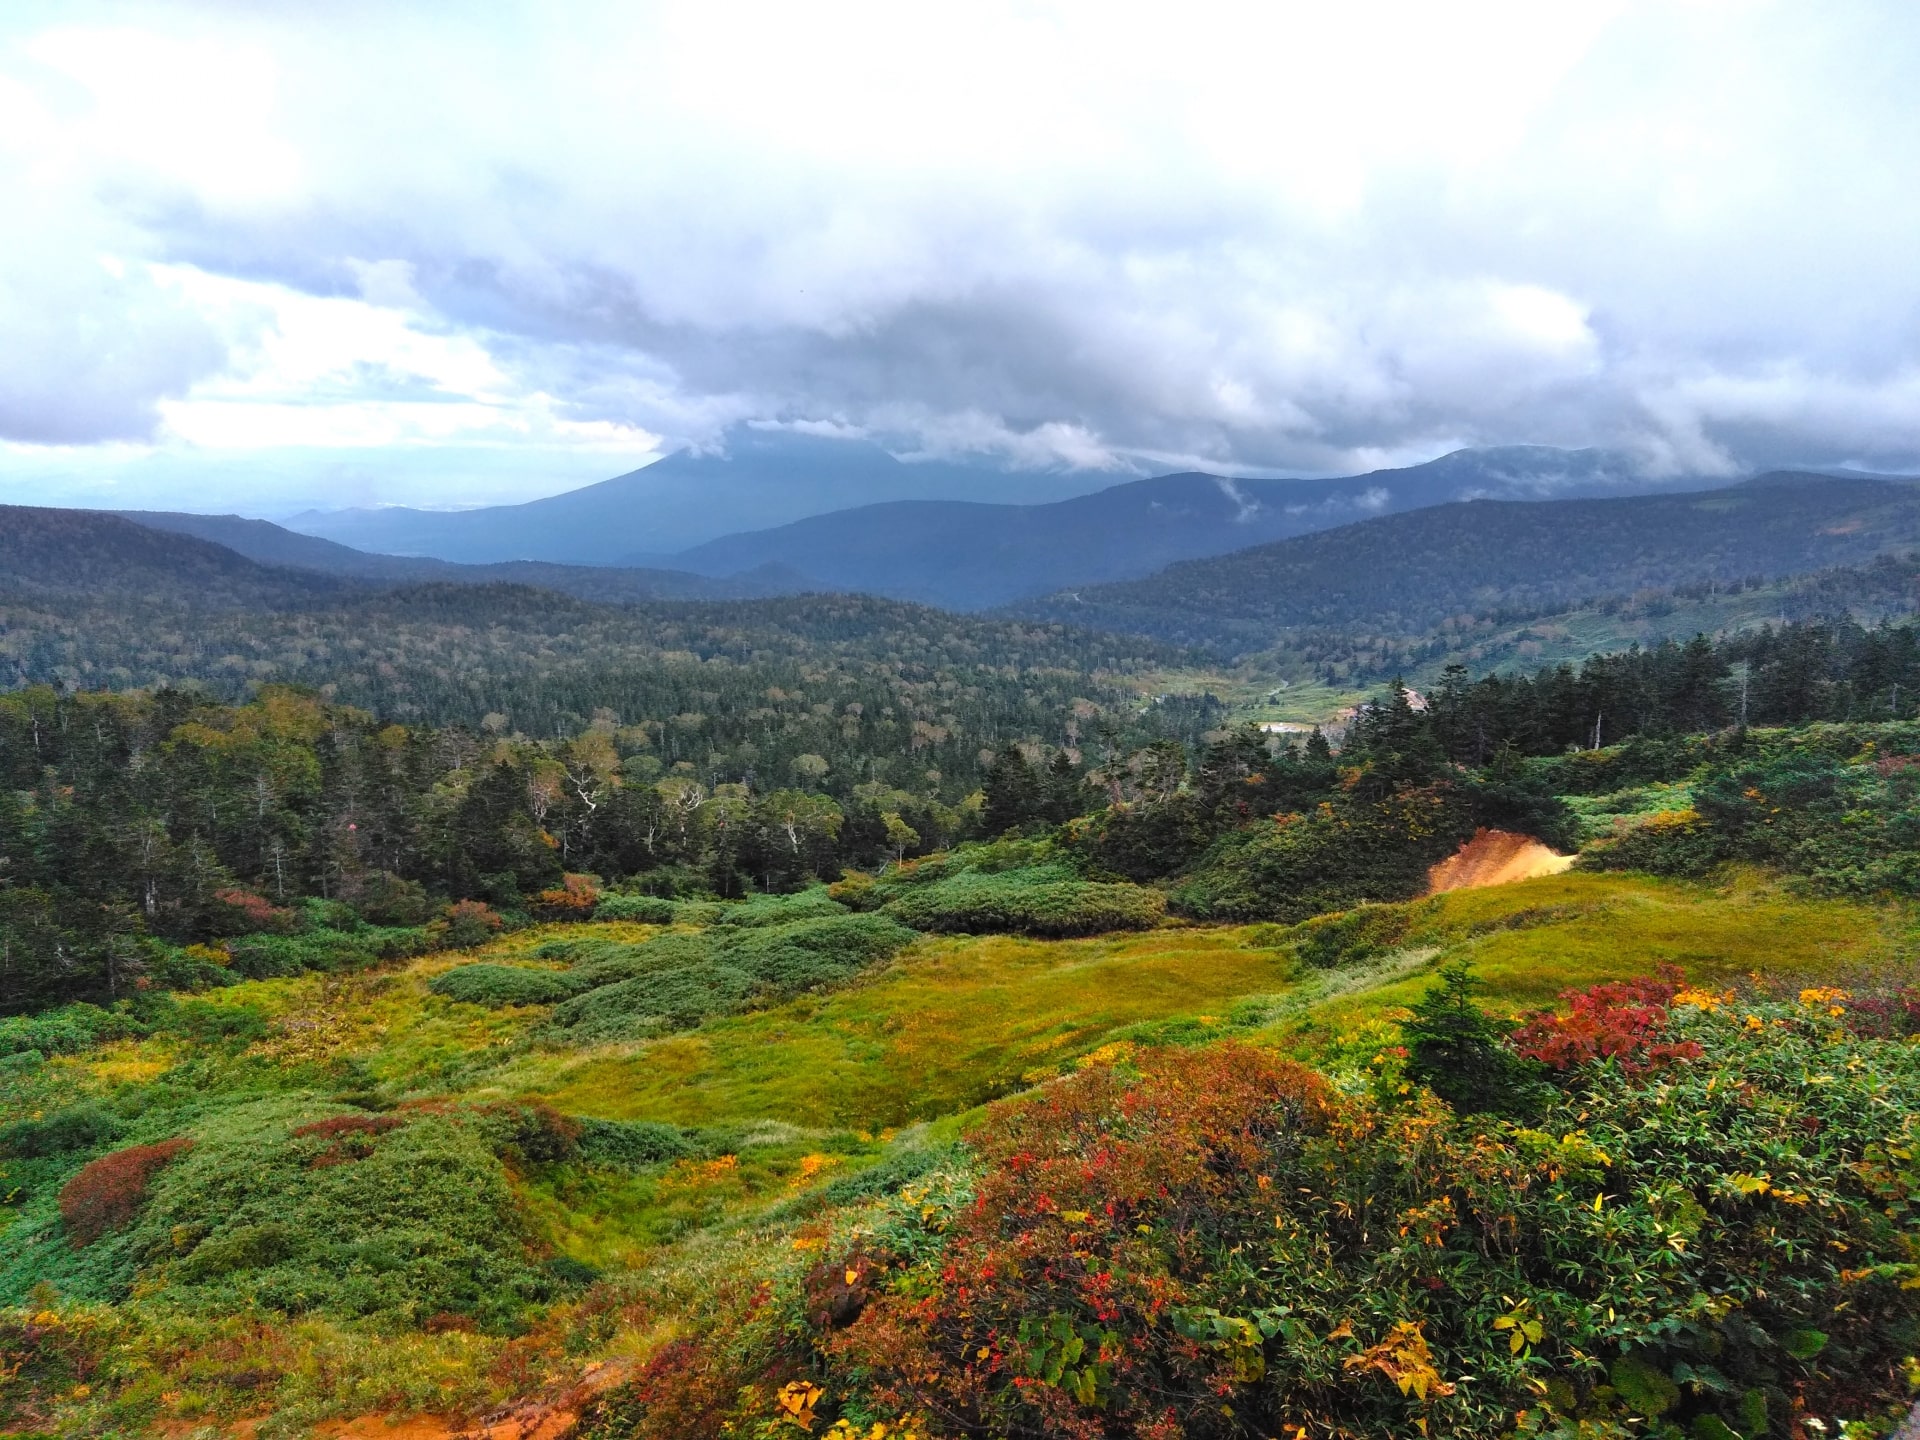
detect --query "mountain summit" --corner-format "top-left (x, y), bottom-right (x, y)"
top-left (284, 430), bottom-right (1110, 563)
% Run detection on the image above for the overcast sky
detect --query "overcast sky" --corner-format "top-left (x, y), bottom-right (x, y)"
top-left (1, 0), bottom-right (1916, 515)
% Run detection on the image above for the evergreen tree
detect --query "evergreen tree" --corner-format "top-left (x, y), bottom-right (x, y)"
top-left (1402, 963), bottom-right (1541, 1117)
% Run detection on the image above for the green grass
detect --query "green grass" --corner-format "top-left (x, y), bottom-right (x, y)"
top-left (4, 870), bottom-right (1915, 1435)
top-left (1289, 867), bottom-right (1919, 1034)
top-left (476, 927), bottom-right (1293, 1129)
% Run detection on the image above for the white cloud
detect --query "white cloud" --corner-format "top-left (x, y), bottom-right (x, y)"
top-left (0, 0), bottom-right (1916, 512)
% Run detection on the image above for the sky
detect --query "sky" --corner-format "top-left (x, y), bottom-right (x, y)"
top-left (1, 0), bottom-right (1917, 516)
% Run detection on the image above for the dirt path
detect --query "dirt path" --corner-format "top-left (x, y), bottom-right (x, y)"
top-left (1427, 828), bottom-right (1574, 894)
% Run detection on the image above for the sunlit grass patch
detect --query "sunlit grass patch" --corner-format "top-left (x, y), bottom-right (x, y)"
top-left (1291, 869), bottom-right (1916, 1032)
top-left (489, 928), bottom-right (1295, 1130)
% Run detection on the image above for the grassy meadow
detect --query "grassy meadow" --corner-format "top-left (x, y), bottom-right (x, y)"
top-left (3, 867), bottom-right (1917, 1436)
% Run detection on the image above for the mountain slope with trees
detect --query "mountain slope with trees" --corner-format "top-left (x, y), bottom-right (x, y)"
top-left (1014, 473), bottom-right (1920, 653)
top-left (667, 445), bottom-right (1710, 609)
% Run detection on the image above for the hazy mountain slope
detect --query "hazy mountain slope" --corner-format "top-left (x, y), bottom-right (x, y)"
top-left (282, 430), bottom-right (1103, 563)
top-left (0, 506), bottom-right (347, 610)
top-left (118, 509), bottom-right (813, 602)
top-left (670, 446), bottom-right (1710, 609)
top-left (1013, 474), bottom-right (1920, 654)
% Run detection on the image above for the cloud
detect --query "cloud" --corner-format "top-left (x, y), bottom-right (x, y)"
top-left (0, 0), bottom-right (1918, 511)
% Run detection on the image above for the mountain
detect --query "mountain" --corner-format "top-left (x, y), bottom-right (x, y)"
top-left (0, 506), bottom-right (348, 610)
top-left (283, 429), bottom-right (1110, 563)
top-left (1011, 473), bottom-right (1920, 655)
top-left (667, 446), bottom-right (1713, 609)
top-left (116, 510), bottom-right (813, 603)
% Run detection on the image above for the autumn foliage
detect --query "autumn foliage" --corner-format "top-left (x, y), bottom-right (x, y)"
top-left (1509, 965), bottom-right (1704, 1074)
top-left (533, 873), bottom-right (601, 919)
top-left (58, 1138), bottom-right (195, 1246)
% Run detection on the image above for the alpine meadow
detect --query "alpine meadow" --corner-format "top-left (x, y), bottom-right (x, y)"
top-left (4, 6), bottom-right (1920, 1440)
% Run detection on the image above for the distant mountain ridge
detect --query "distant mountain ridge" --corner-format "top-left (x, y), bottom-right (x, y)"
top-left (280, 434), bottom-right (1716, 604)
top-left (114, 510), bottom-right (814, 604)
top-left (1010, 473), bottom-right (1920, 655)
top-left (664, 446), bottom-right (1715, 609)
top-left (284, 430), bottom-right (1109, 563)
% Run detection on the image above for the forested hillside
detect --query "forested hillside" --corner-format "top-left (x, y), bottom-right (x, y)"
top-left (1017, 474), bottom-right (1920, 654)
top-left (668, 445), bottom-right (1707, 609)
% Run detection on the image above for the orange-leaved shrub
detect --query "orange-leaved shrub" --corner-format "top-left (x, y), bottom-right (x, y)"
top-left (437, 898), bottom-right (504, 948)
top-left (58, 1137), bottom-right (195, 1245)
top-left (533, 873), bottom-right (601, 919)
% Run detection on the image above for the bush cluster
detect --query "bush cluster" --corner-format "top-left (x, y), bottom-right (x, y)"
top-left (594, 976), bottom-right (1920, 1439)
top-left (543, 913), bottom-right (917, 1043)
top-left (427, 963), bottom-right (581, 1008)
top-left (432, 909), bottom-right (919, 1039)
top-left (881, 869), bottom-right (1166, 937)
top-left (1582, 738), bottom-right (1920, 894)
top-left (1172, 788), bottom-right (1475, 923)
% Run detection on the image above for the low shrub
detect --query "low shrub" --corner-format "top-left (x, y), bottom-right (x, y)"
top-left (225, 923), bottom-right (435, 980)
top-left (593, 893), bottom-right (679, 924)
top-left (112, 1099), bottom-right (553, 1328)
top-left (800, 1001), bottom-right (1920, 1440)
top-left (58, 1138), bottom-right (195, 1246)
top-left (542, 914), bottom-right (918, 1043)
top-left (1578, 807), bottom-right (1725, 877)
top-left (1171, 790), bottom-right (1475, 923)
top-left (436, 899), bottom-right (505, 948)
top-left (1510, 967), bottom-right (1703, 1074)
top-left (1287, 902), bottom-right (1418, 969)
top-left (0, 1002), bottom-right (140, 1057)
top-left (881, 869), bottom-right (1164, 937)
top-left (709, 889), bottom-right (847, 928)
top-left (1581, 741), bottom-right (1920, 896)
top-left (576, 1118), bottom-right (699, 1168)
top-left (428, 963), bottom-right (582, 1008)
top-left (210, 887), bottom-right (298, 935)
top-left (533, 873), bottom-right (601, 920)
top-left (0, 1102), bottom-right (123, 1159)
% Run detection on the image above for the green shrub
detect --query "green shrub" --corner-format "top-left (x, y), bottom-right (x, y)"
top-left (428, 963), bottom-right (583, 1008)
top-left (1172, 790), bottom-right (1472, 923)
top-left (710, 889), bottom-right (847, 928)
top-left (226, 924), bottom-right (433, 980)
top-left (0, 1003), bottom-right (139, 1057)
top-left (882, 869), bottom-right (1163, 937)
top-left (576, 1118), bottom-right (699, 1168)
top-left (1287, 902), bottom-right (1419, 969)
top-left (548, 964), bottom-right (759, 1041)
top-left (122, 1098), bottom-right (550, 1328)
top-left (541, 914), bottom-right (917, 1043)
top-left (593, 893), bottom-right (679, 924)
top-left (0, 1103), bottom-right (123, 1159)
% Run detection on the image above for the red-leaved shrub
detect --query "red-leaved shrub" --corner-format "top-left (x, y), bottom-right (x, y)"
top-left (1510, 966), bottom-right (1703, 1074)
top-left (289, 1114), bottom-right (405, 1140)
top-left (59, 1138), bottom-right (195, 1246)
top-left (210, 887), bottom-right (297, 935)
